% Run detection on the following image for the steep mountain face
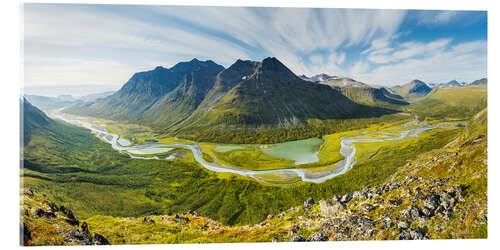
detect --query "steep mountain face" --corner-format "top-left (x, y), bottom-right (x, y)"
top-left (22, 98), bottom-right (53, 144)
top-left (64, 59), bottom-right (225, 126)
top-left (173, 57), bottom-right (396, 131)
top-left (319, 78), bottom-right (408, 106)
top-left (392, 80), bottom-right (432, 98)
top-left (469, 78), bottom-right (487, 86)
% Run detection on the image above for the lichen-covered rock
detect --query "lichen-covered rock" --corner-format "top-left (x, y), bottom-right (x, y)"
top-left (308, 231), bottom-right (328, 241)
top-left (319, 199), bottom-right (346, 216)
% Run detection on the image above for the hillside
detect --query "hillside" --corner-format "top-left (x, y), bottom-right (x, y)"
top-left (410, 85), bottom-right (487, 120)
top-left (22, 108), bottom-right (487, 244)
top-left (392, 79), bottom-right (432, 98)
top-left (22, 99), bottom-right (56, 145)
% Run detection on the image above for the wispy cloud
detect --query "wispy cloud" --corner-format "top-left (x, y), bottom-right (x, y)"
top-left (23, 4), bottom-right (487, 92)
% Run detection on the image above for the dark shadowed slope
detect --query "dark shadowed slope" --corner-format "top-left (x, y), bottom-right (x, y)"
top-left (64, 59), bottom-right (225, 127)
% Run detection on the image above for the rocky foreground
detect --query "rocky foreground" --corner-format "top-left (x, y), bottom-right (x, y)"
top-left (21, 115), bottom-right (487, 245)
top-left (21, 188), bottom-right (110, 246)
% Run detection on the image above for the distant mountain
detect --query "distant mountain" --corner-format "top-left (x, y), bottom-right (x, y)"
top-left (391, 79), bottom-right (432, 98)
top-left (319, 78), bottom-right (408, 106)
top-left (429, 80), bottom-right (466, 88)
top-left (25, 91), bottom-right (115, 111)
top-left (320, 77), bottom-right (368, 88)
top-left (24, 95), bottom-right (83, 111)
top-left (79, 91), bottom-right (115, 102)
top-left (469, 78), bottom-right (487, 86)
top-left (300, 73), bottom-right (338, 82)
top-left (65, 57), bottom-right (398, 142)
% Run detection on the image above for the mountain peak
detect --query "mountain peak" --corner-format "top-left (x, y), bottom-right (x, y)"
top-left (410, 79), bottom-right (426, 85)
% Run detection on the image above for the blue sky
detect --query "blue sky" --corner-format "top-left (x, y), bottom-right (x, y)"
top-left (23, 4), bottom-right (487, 96)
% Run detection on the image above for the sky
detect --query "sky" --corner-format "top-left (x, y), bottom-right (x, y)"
top-left (22, 4), bottom-right (487, 96)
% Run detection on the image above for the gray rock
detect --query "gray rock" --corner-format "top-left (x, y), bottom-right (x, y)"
top-left (423, 194), bottom-right (440, 211)
top-left (388, 199), bottom-right (402, 206)
top-left (340, 192), bottom-right (353, 203)
top-left (409, 228), bottom-right (424, 240)
top-left (397, 221), bottom-right (410, 229)
top-left (289, 225), bottom-right (300, 237)
top-left (307, 231), bottom-right (328, 241)
top-left (399, 230), bottom-right (411, 240)
top-left (304, 198), bottom-right (315, 209)
top-left (319, 200), bottom-right (346, 216)
top-left (174, 214), bottom-right (189, 223)
top-left (290, 234), bottom-right (306, 242)
top-left (143, 217), bottom-right (155, 224)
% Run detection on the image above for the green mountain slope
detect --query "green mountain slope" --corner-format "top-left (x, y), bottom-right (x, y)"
top-left (392, 79), bottom-right (432, 99)
top-left (22, 99), bottom-right (53, 145)
top-left (410, 85), bottom-right (487, 120)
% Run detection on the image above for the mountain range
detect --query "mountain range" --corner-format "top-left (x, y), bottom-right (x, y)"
top-left (391, 79), bottom-right (432, 98)
top-left (64, 57), bottom-right (398, 138)
top-left (25, 91), bottom-right (114, 111)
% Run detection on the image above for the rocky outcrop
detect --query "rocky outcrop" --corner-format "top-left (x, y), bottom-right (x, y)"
top-left (21, 188), bottom-right (110, 246)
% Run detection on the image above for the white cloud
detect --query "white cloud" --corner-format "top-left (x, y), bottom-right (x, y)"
top-left (354, 40), bottom-right (487, 85)
top-left (367, 38), bottom-right (452, 64)
top-left (150, 7), bottom-right (407, 76)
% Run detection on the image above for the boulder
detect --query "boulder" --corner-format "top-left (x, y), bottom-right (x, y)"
top-left (423, 194), bottom-right (440, 211)
top-left (388, 199), bottom-right (402, 206)
top-left (409, 228), bottom-right (425, 240)
top-left (93, 233), bottom-right (111, 245)
top-left (304, 198), bottom-right (315, 209)
top-left (308, 231), bottom-right (328, 241)
top-left (319, 200), bottom-right (346, 216)
top-left (340, 192), bottom-right (353, 203)
top-left (399, 230), bottom-right (411, 240)
top-left (174, 214), bottom-right (189, 223)
top-left (289, 224), bottom-right (300, 237)
top-left (143, 217), bottom-right (155, 224)
top-left (397, 221), bottom-right (410, 229)
top-left (290, 234), bottom-right (306, 242)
